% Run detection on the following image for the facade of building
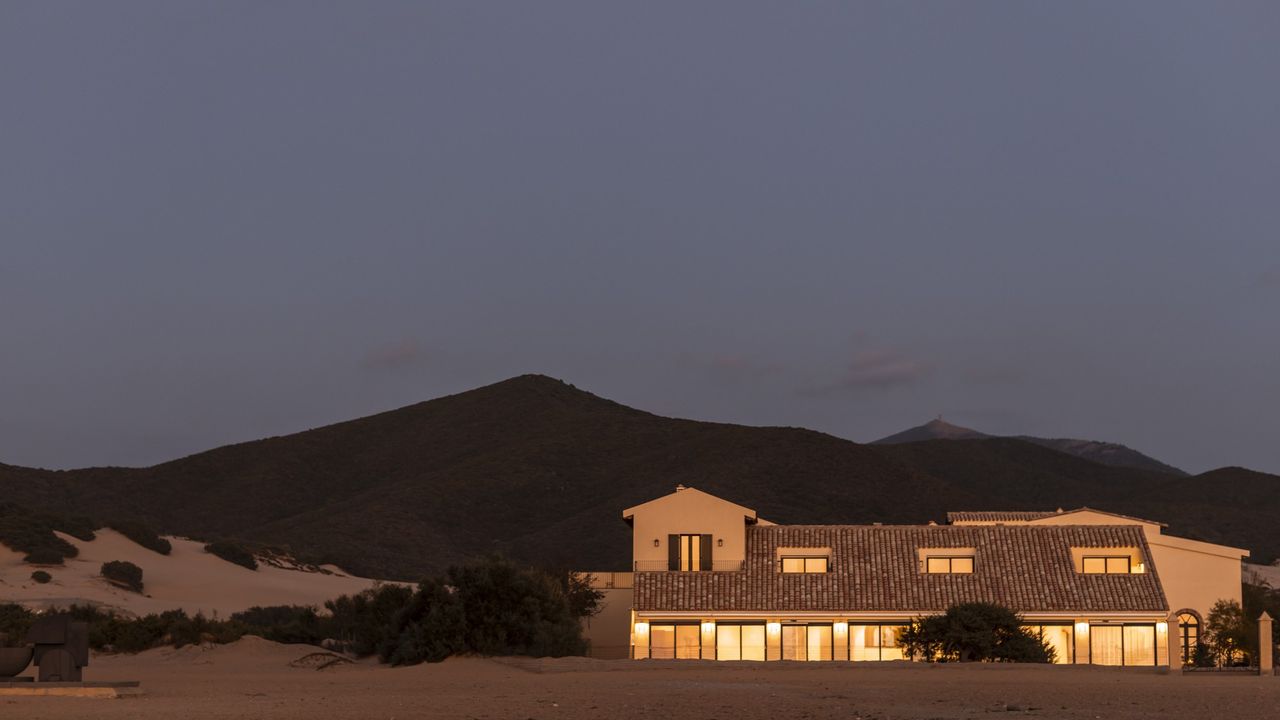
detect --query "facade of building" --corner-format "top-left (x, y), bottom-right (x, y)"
top-left (580, 486), bottom-right (1249, 666)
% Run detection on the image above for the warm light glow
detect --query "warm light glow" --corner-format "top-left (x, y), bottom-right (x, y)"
top-left (1075, 622), bottom-right (1089, 634)
top-left (833, 621), bottom-right (848, 636)
top-left (1156, 622), bottom-right (1168, 634)
top-left (767, 622), bottom-right (781, 635)
top-left (634, 622), bottom-right (649, 636)
top-left (701, 621), bottom-right (715, 634)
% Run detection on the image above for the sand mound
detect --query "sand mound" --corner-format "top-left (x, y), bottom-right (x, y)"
top-left (0, 530), bottom-right (399, 617)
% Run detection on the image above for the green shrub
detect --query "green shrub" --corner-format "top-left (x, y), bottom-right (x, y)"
top-left (23, 547), bottom-right (68, 565)
top-left (54, 515), bottom-right (98, 542)
top-left (324, 583), bottom-right (416, 657)
top-left (0, 604), bottom-right (36, 647)
top-left (31, 570), bottom-right (52, 584)
top-left (102, 560), bottom-right (145, 593)
top-left (231, 605), bottom-right (323, 644)
top-left (447, 556), bottom-right (588, 658)
top-left (899, 602), bottom-right (1054, 663)
top-left (205, 540), bottom-right (258, 570)
top-left (381, 577), bottom-right (464, 665)
top-left (108, 521), bottom-right (171, 555)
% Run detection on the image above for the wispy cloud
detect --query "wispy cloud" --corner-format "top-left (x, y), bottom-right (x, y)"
top-left (799, 346), bottom-right (935, 395)
top-left (840, 349), bottom-right (934, 388)
top-left (362, 339), bottom-right (430, 372)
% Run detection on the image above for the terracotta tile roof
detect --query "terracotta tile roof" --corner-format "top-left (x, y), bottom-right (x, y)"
top-left (946, 511), bottom-right (1059, 522)
top-left (947, 508), bottom-right (1168, 527)
top-left (634, 524), bottom-right (1168, 614)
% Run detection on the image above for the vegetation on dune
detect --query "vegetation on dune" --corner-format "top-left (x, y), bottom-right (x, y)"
top-left (205, 540), bottom-right (258, 570)
top-left (899, 602), bottom-right (1055, 663)
top-left (30, 570), bottom-right (52, 584)
top-left (0, 503), bottom-right (92, 565)
top-left (101, 560), bottom-right (145, 593)
top-left (108, 520), bottom-right (172, 555)
top-left (0, 556), bottom-right (602, 665)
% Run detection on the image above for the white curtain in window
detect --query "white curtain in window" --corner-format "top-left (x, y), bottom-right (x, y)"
top-left (1091, 625), bottom-right (1123, 666)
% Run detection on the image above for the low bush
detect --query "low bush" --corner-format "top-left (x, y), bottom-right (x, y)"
top-left (108, 521), bottom-right (172, 555)
top-left (23, 547), bottom-right (69, 565)
top-left (900, 602), bottom-right (1054, 663)
top-left (205, 540), bottom-right (258, 570)
top-left (102, 560), bottom-right (145, 593)
top-left (31, 570), bottom-right (52, 584)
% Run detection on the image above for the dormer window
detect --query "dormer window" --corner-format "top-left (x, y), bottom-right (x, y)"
top-left (1070, 547), bottom-right (1143, 574)
top-left (781, 556), bottom-right (829, 573)
top-left (1082, 556), bottom-right (1131, 574)
top-left (924, 555), bottom-right (975, 574)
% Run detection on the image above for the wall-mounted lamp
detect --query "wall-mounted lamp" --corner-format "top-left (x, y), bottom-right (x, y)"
top-left (717, 538), bottom-right (723, 547)
top-left (766, 621), bottom-right (781, 635)
top-left (653, 538), bottom-right (660, 547)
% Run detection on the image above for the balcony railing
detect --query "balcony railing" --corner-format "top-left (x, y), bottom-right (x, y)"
top-left (633, 560), bottom-right (743, 572)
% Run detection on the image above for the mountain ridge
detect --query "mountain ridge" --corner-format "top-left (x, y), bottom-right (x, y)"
top-left (872, 417), bottom-right (1187, 476)
top-left (0, 374), bottom-right (1271, 580)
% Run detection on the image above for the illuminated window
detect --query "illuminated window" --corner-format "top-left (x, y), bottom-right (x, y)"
top-left (1082, 556), bottom-right (1131, 574)
top-left (781, 624), bottom-right (833, 661)
top-left (924, 555), bottom-right (974, 573)
top-left (1089, 624), bottom-right (1156, 666)
top-left (781, 556), bottom-right (829, 573)
top-left (669, 534), bottom-right (711, 571)
top-left (716, 624), bottom-right (766, 661)
top-left (850, 624), bottom-right (908, 661)
top-left (1022, 624), bottom-right (1074, 664)
top-left (648, 624), bottom-right (702, 659)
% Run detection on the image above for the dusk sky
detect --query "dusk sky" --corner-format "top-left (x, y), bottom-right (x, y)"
top-left (2, 2), bottom-right (1277, 474)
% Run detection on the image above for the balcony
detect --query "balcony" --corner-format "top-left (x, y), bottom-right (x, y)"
top-left (633, 560), bottom-right (743, 572)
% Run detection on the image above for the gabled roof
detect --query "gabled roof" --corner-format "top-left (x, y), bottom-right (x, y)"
top-left (635, 523), bottom-right (1168, 614)
top-left (622, 486), bottom-right (757, 524)
top-left (947, 507), bottom-right (1168, 528)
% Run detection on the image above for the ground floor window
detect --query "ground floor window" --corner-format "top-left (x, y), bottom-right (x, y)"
top-left (1090, 624), bottom-right (1155, 666)
top-left (715, 624), bottom-right (766, 661)
top-left (1177, 613), bottom-right (1199, 666)
top-left (649, 624), bottom-right (702, 660)
top-left (850, 624), bottom-right (907, 661)
top-left (1022, 624), bottom-right (1074, 664)
top-left (781, 624), bottom-right (833, 661)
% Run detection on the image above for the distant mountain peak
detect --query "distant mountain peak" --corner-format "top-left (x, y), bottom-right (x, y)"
top-left (872, 418), bottom-right (1186, 476)
top-left (873, 418), bottom-right (990, 445)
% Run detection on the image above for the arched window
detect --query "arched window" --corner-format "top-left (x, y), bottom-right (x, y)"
top-left (1177, 613), bottom-right (1200, 666)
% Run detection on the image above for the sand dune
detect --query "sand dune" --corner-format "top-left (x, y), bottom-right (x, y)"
top-left (0, 529), bottom-right (395, 617)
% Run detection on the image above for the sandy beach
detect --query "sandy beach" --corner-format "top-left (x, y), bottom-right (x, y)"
top-left (3, 637), bottom-right (1278, 720)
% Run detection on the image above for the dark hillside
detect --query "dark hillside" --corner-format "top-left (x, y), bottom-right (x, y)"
top-left (0, 375), bottom-right (1272, 579)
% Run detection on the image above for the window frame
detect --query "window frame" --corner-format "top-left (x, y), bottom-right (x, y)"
top-left (780, 556), bottom-right (830, 573)
top-left (1081, 555), bottom-right (1132, 574)
top-left (923, 555), bottom-right (975, 574)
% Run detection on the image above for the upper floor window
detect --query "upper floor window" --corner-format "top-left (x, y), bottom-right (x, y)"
top-left (1082, 556), bottom-right (1131, 574)
top-left (669, 533), bottom-right (711, 571)
top-left (781, 556), bottom-right (829, 573)
top-left (924, 555), bottom-right (974, 574)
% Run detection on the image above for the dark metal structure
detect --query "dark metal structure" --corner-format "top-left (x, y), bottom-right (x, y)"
top-left (0, 616), bottom-right (90, 682)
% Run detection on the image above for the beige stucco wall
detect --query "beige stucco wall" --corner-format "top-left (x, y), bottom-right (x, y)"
top-left (624, 487), bottom-right (754, 571)
top-left (582, 587), bottom-right (634, 659)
